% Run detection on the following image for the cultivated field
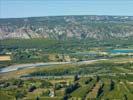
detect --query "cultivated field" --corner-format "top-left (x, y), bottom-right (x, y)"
top-left (0, 56), bottom-right (11, 61)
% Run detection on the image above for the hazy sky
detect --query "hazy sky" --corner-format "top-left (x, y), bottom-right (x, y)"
top-left (0, 0), bottom-right (133, 18)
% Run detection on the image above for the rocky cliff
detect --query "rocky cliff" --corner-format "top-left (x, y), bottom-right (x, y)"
top-left (0, 15), bottom-right (133, 40)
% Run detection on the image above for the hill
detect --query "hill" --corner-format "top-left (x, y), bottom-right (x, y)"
top-left (0, 15), bottom-right (133, 40)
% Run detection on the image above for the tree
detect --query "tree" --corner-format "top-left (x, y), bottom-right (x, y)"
top-left (85, 78), bottom-right (92, 84)
top-left (65, 83), bottom-right (79, 94)
top-left (55, 84), bottom-right (62, 90)
top-left (4, 82), bottom-right (10, 88)
top-left (41, 90), bottom-right (50, 96)
top-left (74, 74), bottom-right (79, 81)
top-left (40, 80), bottom-right (52, 88)
top-left (97, 83), bottom-right (104, 97)
top-left (123, 94), bottom-right (128, 100)
top-left (109, 79), bottom-right (115, 91)
top-left (12, 79), bottom-right (24, 87)
top-left (36, 96), bottom-right (40, 100)
top-left (28, 85), bottom-right (36, 92)
top-left (15, 91), bottom-right (26, 100)
top-left (96, 76), bottom-right (100, 82)
top-left (63, 95), bottom-right (68, 100)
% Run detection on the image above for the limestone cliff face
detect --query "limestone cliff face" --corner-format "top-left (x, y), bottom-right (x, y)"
top-left (0, 15), bottom-right (133, 40)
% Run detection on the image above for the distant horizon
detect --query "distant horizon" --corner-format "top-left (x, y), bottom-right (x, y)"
top-left (0, 0), bottom-right (133, 18)
top-left (0, 14), bottom-right (133, 19)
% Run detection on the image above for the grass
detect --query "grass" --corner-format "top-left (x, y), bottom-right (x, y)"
top-left (71, 78), bottom-right (95, 99)
top-left (86, 82), bottom-right (101, 99)
top-left (0, 91), bottom-right (15, 100)
top-left (0, 68), bottom-right (37, 80)
top-left (125, 82), bottom-right (133, 93)
top-left (102, 80), bottom-right (133, 100)
top-left (26, 89), bottom-right (43, 99)
top-left (71, 85), bottom-right (89, 99)
top-left (55, 89), bottom-right (65, 96)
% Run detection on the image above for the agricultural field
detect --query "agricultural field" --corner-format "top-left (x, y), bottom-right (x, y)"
top-left (0, 39), bottom-right (133, 100)
top-left (0, 56), bottom-right (133, 100)
top-left (0, 74), bottom-right (133, 100)
top-left (0, 55), bottom-right (11, 61)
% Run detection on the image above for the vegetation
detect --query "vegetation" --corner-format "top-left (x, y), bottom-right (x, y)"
top-left (0, 15), bottom-right (133, 100)
top-left (0, 75), bottom-right (132, 100)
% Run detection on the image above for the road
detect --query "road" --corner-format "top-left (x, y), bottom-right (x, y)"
top-left (0, 59), bottom-right (107, 73)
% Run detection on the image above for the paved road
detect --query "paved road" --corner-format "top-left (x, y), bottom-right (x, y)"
top-left (0, 59), bottom-right (107, 73)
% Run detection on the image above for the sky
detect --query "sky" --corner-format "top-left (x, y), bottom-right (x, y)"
top-left (0, 0), bottom-right (133, 18)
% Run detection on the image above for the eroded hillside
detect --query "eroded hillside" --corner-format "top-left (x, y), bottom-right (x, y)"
top-left (0, 15), bottom-right (133, 40)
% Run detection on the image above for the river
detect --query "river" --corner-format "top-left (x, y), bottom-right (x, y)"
top-left (0, 59), bottom-right (107, 73)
